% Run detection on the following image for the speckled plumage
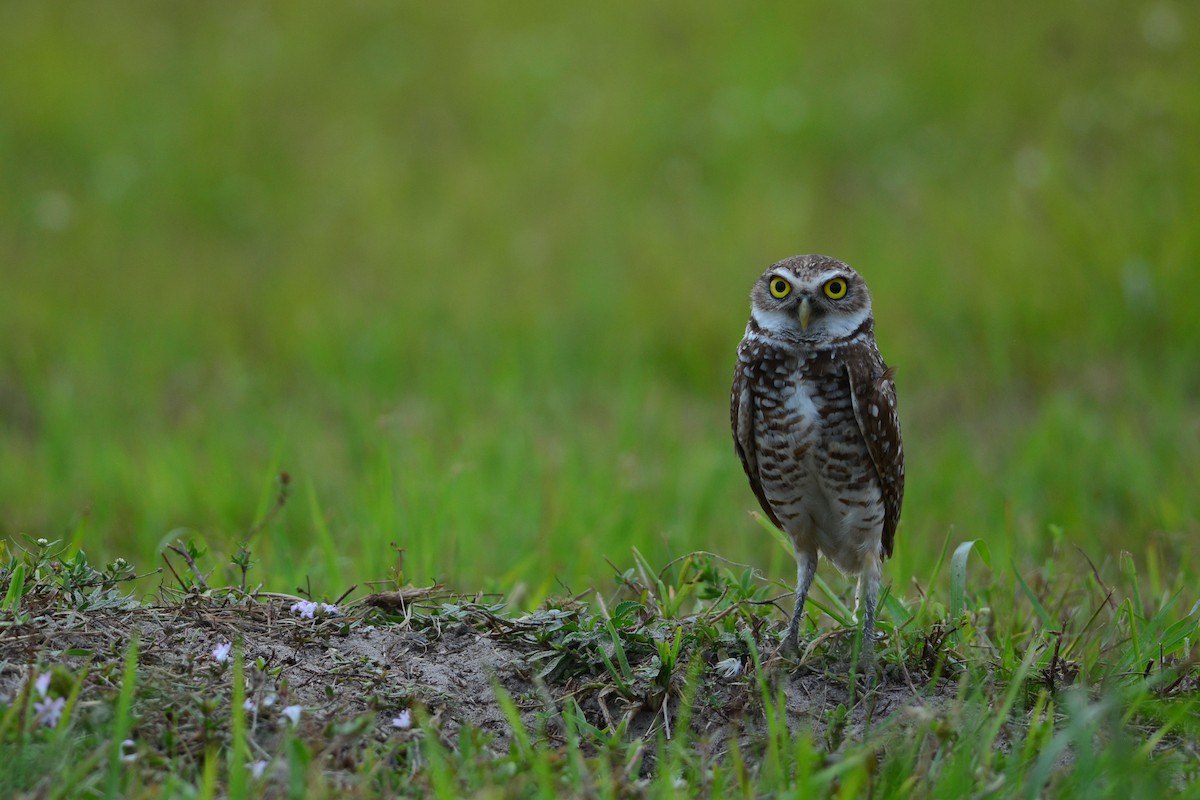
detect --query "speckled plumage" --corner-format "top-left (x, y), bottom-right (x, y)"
top-left (731, 254), bottom-right (904, 670)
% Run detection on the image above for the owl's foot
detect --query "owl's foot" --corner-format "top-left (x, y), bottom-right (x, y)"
top-left (773, 631), bottom-right (801, 662)
top-left (859, 657), bottom-right (877, 690)
top-left (845, 659), bottom-right (878, 708)
top-left (850, 632), bottom-right (880, 699)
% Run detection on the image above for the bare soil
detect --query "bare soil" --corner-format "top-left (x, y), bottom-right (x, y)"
top-left (1, 585), bottom-right (958, 781)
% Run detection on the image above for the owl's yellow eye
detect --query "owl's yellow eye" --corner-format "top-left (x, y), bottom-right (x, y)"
top-left (823, 278), bottom-right (848, 299)
top-left (769, 278), bottom-right (791, 299)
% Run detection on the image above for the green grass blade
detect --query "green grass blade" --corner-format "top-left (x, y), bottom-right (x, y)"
top-left (604, 620), bottom-right (634, 682)
top-left (752, 512), bottom-right (793, 557)
top-left (105, 634), bottom-right (139, 800)
top-left (490, 680), bottom-right (533, 758)
top-left (980, 640), bottom-right (1041, 764)
top-left (306, 481), bottom-right (342, 588)
top-left (199, 747), bottom-right (220, 800)
top-left (950, 540), bottom-right (992, 643)
top-left (228, 644), bottom-right (247, 800)
top-left (53, 665), bottom-right (91, 741)
top-left (420, 711), bottom-right (457, 799)
top-left (2, 563), bottom-right (27, 611)
top-left (595, 645), bottom-right (634, 700)
top-left (810, 573), bottom-right (854, 625)
top-left (1012, 561), bottom-right (1054, 629)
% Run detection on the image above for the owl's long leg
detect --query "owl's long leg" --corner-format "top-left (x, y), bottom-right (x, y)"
top-left (855, 552), bottom-right (883, 683)
top-left (780, 546), bottom-right (818, 656)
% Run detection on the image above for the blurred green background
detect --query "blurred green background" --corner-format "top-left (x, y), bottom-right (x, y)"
top-left (1, 2), bottom-right (1197, 603)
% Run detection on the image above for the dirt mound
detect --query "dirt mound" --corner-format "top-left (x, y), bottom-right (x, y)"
top-left (1, 584), bottom-right (955, 775)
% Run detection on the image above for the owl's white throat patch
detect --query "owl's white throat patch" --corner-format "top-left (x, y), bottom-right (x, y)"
top-left (818, 302), bottom-right (872, 340)
top-left (750, 300), bottom-right (872, 341)
top-left (749, 305), bottom-right (800, 337)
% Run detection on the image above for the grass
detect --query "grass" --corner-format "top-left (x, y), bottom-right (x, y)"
top-left (1, 1), bottom-right (1199, 796)
top-left (2, 541), bottom-right (1199, 797)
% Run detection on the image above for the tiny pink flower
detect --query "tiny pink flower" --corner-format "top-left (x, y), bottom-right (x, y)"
top-left (392, 709), bottom-right (412, 729)
top-left (34, 673), bottom-right (51, 698)
top-left (248, 760), bottom-right (269, 779)
top-left (33, 696), bottom-right (66, 728)
top-left (290, 600), bottom-right (317, 619)
top-left (212, 641), bottom-right (232, 663)
top-left (281, 705), bottom-right (302, 726)
top-left (243, 698), bottom-right (257, 712)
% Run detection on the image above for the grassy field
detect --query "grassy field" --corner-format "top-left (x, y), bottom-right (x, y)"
top-left (2, 2), bottom-right (1199, 796)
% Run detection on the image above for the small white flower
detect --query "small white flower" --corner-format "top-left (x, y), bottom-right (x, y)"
top-left (290, 600), bottom-right (317, 619)
top-left (281, 705), bottom-right (302, 726)
top-left (262, 693), bottom-right (277, 708)
top-left (392, 709), bottom-right (412, 729)
top-left (212, 641), bottom-right (232, 663)
top-left (34, 673), bottom-right (51, 698)
top-left (243, 698), bottom-right (257, 712)
top-left (289, 600), bottom-right (339, 618)
top-left (715, 657), bottom-right (743, 679)
top-left (248, 760), bottom-right (269, 779)
top-left (33, 696), bottom-right (66, 728)
top-left (120, 739), bottom-right (137, 763)
top-left (36, 538), bottom-right (49, 547)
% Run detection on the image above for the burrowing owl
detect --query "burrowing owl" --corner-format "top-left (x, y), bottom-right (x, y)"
top-left (731, 254), bottom-right (904, 668)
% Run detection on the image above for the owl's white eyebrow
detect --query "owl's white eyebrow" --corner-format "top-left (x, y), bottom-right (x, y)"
top-left (812, 270), bottom-right (847, 285)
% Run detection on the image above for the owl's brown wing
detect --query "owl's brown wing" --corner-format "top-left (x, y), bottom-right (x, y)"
top-left (845, 343), bottom-right (905, 558)
top-left (731, 352), bottom-right (783, 529)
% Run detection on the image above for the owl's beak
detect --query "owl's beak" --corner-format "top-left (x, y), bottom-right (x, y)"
top-left (798, 297), bottom-right (813, 331)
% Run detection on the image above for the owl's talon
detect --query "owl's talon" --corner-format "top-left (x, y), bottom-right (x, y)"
top-left (774, 633), bottom-right (801, 661)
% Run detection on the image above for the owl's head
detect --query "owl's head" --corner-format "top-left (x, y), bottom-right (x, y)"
top-left (749, 254), bottom-right (873, 342)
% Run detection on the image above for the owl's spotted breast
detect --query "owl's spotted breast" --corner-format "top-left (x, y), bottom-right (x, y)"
top-left (734, 338), bottom-right (889, 575)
